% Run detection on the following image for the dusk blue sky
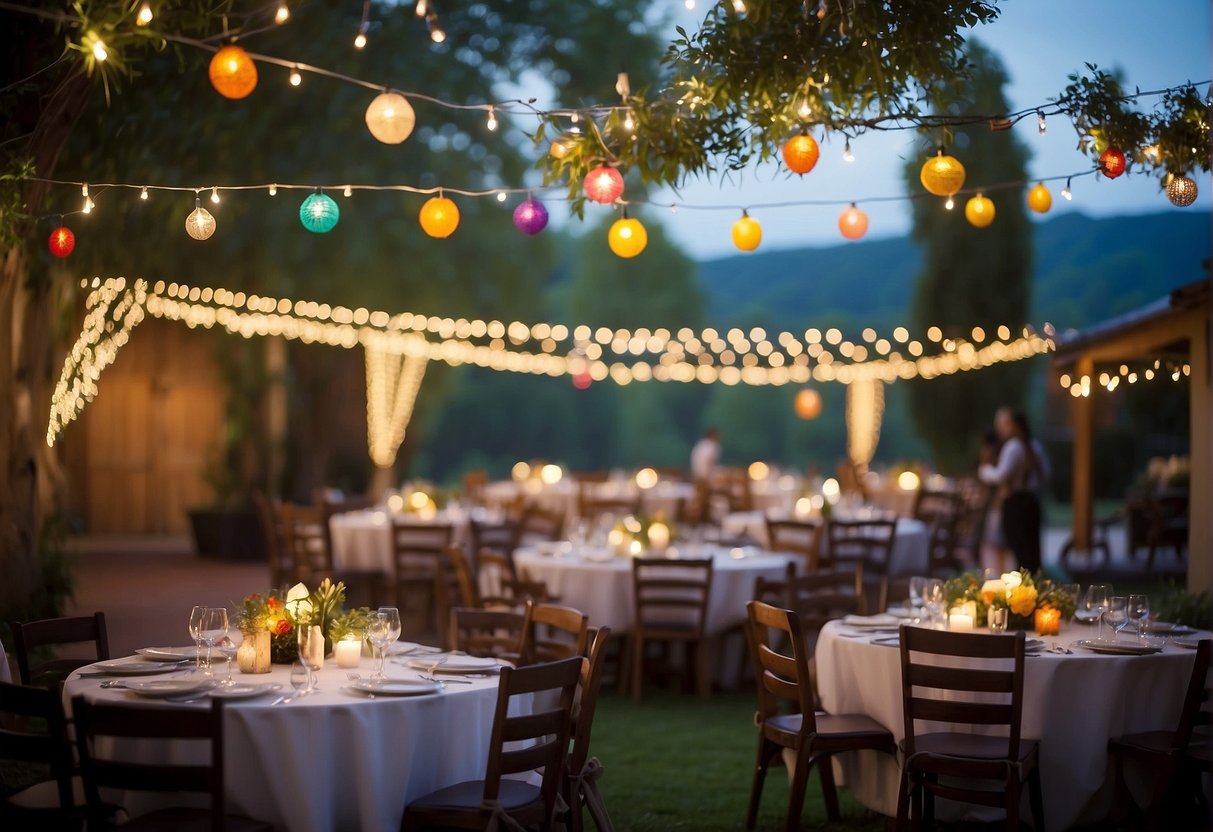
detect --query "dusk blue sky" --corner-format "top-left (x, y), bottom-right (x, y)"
top-left (602, 0), bottom-right (1213, 259)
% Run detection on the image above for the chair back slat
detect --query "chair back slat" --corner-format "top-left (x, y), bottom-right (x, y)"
top-left (519, 505), bottom-right (565, 544)
top-left (568, 626), bottom-right (611, 774)
top-left (765, 518), bottom-right (823, 571)
top-left (521, 603), bottom-right (588, 665)
top-left (0, 681), bottom-right (75, 811)
top-left (12, 612), bottom-right (110, 687)
top-left (1173, 639), bottom-right (1212, 751)
top-left (744, 601), bottom-right (817, 733)
top-left (824, 518), bottom-right (898, 570)
top-left (450, 607), bottom-right (526, 660)
top-left (469, 519), bottom-right (520, 557)
top-left (499, 741), bottom-right (565, 776)
top-left (632, 558), bottom-right (714, 636)
top-left (907, 663), bottom-right (1016, 693)
top-left (909, 698), bottom-right (1015, 726)
top-left (502, 711), bottom-right (567, 742)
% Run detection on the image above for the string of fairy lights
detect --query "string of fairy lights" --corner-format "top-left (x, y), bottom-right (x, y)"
top-left (1058, 361), bottom-right (1193, 398)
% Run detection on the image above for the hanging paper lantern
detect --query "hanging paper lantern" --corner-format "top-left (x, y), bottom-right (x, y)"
top-left (1098, 146), bottom-right (1127, 178)
top-left (572, 371), bottom-right (592, 390)
top-left (964, 193), bottom-right (995, 228)
top-left (48, 225), bottom-right (75, 258)
top-left (208, 45), bottom-right (258, 100)
top-left (920, 151), bottom-right (966, 196)
top-left (299, 192), bottom-right (340, 233)
top-left (365, 92), bottom-right (416, 144)
top-left (838, 203), bottom-right (869, 240)
top-left (782, 133), bottom-right (820, 175)
top-left (549, 139), bottom-right (573, 160)
top-left (794, 388), bottom-right (822, 420)
top-left (513, 198), bottom-right (549, 235)
top-left (1166, 174), bottom-right (1198, 207)
top-left (731, 212), bottom-right (762, 251)
top-left (608, 214), bottom-right (647, 258)
top-left (1027, 183), bottom-right (1052, 214)
top-left (584, 165), bottom-right (624, 204)
top-left (185, 200), bottom-right (216, 240)
top-left (419, 196), bottom-right (459, 238)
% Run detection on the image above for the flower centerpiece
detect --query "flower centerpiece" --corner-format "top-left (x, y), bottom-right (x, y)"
top-left (608, 513), bottom-right (676, 556)
top-left (944, 569), bottom-right (1076, 631)
top-left (235, 578), bottom-right (370, 664)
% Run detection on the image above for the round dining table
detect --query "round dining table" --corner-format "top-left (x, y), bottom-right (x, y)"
top-left (65, 651), bottom-right (515, 832)
top-left (814, 620), bottom-right (1206, 830)
top-left (328, 505), bottom-right (500, 573)
top-left (514, 543), bottom-right (794, 635)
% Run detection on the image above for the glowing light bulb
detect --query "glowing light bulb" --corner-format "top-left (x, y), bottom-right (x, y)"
top-left (1037, 111), bottom-right (1047, 135)
top-left (210, 186), bottom-right (220, 204)
top-left (82, 196), bottom-right (94, 214)
top-left (623, 110), bottom-right (635, 132)
top-left (843, 137), bottom-right (854, 162)
top-left (685, 0), bottom-right (695, 7)
top-left (289, 66), bottom-right (302, 86)
top-left (274, 3), bottom-right (289, 24)
top-left (732, 0), bottom-right (747, 15)
top-left (486, 108), bottom-right (498, 131)
top-left (496, 192), bottom-right (507, 202)
top-left (1061, 177), bottom-right (1072, 201)
top-left (81, 183), bottom-right (89, 197)
top-left (343, 184), bottom-right (352, 198)
top-left (92, 39), bottom-right (108, 61)
top-left (140, 186), bottom-right (148, 200)
top-left (415, 0), bottom-right (428, 15)
top-left (944, 196), bottom-right (954, 210)
top-left (428, 18), bottom-right (446, 43)
top-left (354, 23), bottom-right (368, 49)
top-left (268, 184), bottom-right (278, 196)
top-left (136, 3), bottom-right (153, 25)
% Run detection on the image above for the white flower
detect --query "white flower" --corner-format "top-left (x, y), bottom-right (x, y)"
top-left (286, 582), bottom-right (310, 602)
top-left (1001, 571), bottom-right (1022, 593)
top-left (285, 582), bottom-right (313, 619)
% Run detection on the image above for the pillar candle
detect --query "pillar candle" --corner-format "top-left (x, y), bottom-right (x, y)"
top-left (334, 638), bottom-right (362, 668)
top-left (948, 613), bottom-right (975, 631)
top-left (647, 522), bottom-right (670, 552)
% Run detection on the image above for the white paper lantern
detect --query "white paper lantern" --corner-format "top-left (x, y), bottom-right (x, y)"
top-left (185, 199), bottom-right (216, 240)
top-left (365, 92), bottom-right (416, 144)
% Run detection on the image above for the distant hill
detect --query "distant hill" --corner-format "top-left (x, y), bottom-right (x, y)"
top-left (696, 211), bottom-right (1211, 332)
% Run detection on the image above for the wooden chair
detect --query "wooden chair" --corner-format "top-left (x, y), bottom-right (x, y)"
top-left (518, 505), bottom-right (565, 545)
top-left (765, 518), bottom-right (823, 572)
top-left (283, 501), bottom-right (331, 582)
top-left (896, 627), bottom-right (1044, 831)
top-left (823, 518), bottom-right (897, 613)
top-left (449, 607), bottom-right (527, 664)
top-left (389, 521), bottom-right (455, 642)
top-left (952, 478), bottom-right (994, 568)
top-left (577, 494), bottom-right (641, 526)
top-left (521, 602), bottom-right (588, 666)
top-left (565, 626), bottom-right (614, 832)
top-left (786, 562), bottom-right (866, 635)
top-left (912, 488), bottom-right (963, 576)
top-left (710, 467), bottom-right (753, 514)
top-left (402, 656), bottom-right (583, 831)
top-left (744, 601), bottom-right (895, 831)
top-left (462, 469), bottom-right (489, 502)
top-left (1108, 638), bottom-right (1211, 830)
top-left (441, 545), bottom-right (478, 610)
top-left (0, 681), bottom-right (84, 831)
top-left (252, 491), bottom-right (293, 590)
top-left (626, 558), bottom-right (714, 702)
top-left (468, 518), bottom-right (520, 558)
top-left (12, 612), bottom-right (110, 688)
top-left (71, 697), bottom-right (273, 832)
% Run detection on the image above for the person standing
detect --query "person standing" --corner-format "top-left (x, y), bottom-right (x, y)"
top-left (689, 428), bottom-right (720, 523)
top-left (979, 408), bottom-right (1050, 571)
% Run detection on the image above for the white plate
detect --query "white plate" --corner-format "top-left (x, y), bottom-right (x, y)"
top-left (90, 658), bottom-right (191, 676)
top-left (1147, 622), bottom-right (1198, 636)
top-left (136, 646), bottom-right (204, 662)
top-left (1072, 639), bottom-right (1162, 656)
top-left (406, 655), bottom-right (501, 673)
top-left (125, 679), bottom-right (218, 698)
top-left (1172, 637), bottom-right (1205, 650)
top-left (348, 679), bottom-right (442, 697)
top-left (388, 642), bottom-right (441, 656)
top-left (208, 683), bottom-right (282, 700)
top-left (841, 614), bottom-right (902, 629)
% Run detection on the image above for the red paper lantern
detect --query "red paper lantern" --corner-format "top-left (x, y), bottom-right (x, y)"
top-left (48, 225), bottom-right (75, 258)
top-left (782, 133), bottom-right (820, 175)
top-left (794, 388), bottom-right (822, 420)
top-left (1099, 146), bottom-right (1126, 178)
top-left (583, 165), bottom-right (624, 204)
top-left (838, 204), bottom-right (869, 240)
top-left (572, 371), bottom-right (592, 390)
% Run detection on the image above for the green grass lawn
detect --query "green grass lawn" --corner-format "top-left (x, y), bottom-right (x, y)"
top-left (589, 690), bottom-right (886, 831)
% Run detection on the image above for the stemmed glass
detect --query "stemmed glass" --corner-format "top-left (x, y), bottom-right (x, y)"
top-left (188, 606), bottom-right (207, 672)
top-left (1077, 584), bottom-right (1110, 633)
top-left (198, 608), bottom-right (228, 678)
top-left (1103, 596), bottom-right (1129, 641)
top-left (1127, 594), bottom-right (1151, 639)
top-left (923, 579), bottom-right (946, 628)
top-left (217, 637), bottom-right (238, 687)
top-left (296, 623), bottom-right (319, 694)
top-left (366, 612), bottom-right (393, 680)
top-left (908, 576), bottom-right (928, 616)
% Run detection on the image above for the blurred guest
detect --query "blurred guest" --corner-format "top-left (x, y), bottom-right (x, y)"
top-left (980, 408), bottom-right (1050, 571)
top-left (690, 427), bottom-right (721, 484)
top-left (978, 429), bottom-right (1010, 573)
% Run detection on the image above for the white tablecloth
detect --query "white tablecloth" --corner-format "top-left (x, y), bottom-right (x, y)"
top-left (65, 656), bottom-right (513, 832)
top-left (0, 639), bottom-right (10, 683)
top-left (480, 480), bottom-right (694, 520)
top-left (513, 544), bottom-right (794, 635)
top-left (721, 513), bottom-right (930, 576)
top-left (815, 621), bottom-right (1203, 829)
top-left (330, 507), bottom-right (505, 572)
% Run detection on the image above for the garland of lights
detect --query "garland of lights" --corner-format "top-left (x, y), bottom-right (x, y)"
top-left (1058, 361), bottom-right (1193, 398)
top-left (365, 343), bottom-right (428, 469)
top-left (47, 276), bottom-right (1056, 449)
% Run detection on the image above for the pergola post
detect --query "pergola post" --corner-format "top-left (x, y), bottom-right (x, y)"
top-left (1070, 355), bottom-right (1095, 553)
top-left (1189, 300), bottom-right (1211, 592)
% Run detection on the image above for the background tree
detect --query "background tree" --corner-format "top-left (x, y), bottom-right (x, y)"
top-left (903, 41), bottom-right (1033, 473)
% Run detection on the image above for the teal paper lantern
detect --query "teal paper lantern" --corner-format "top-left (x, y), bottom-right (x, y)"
top-left (299, 192), bottom-right (339, 233)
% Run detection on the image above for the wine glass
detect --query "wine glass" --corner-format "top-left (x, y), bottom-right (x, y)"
top-left (379, 606), bottom-right (401, 654)
top-left (1127, 594), bottom-right (1150, 638)
top-left (366, 612), bottom-right (392, 680)
top-left (217, 637), bottom-right (238, 687)
top-left (289, 661), bottom-right (309, 699)
top-left (908, 576), bottom-right (929, 615)
top-left (296, 623), bottom-right (319, 693)
top-left (188, 606), bottom-right (207, 672)
top-left (923, 579), bottom-right (946, 628)
top-left (1076, 584), bottom-right (1110, 630)
top-left (198, 608), bottom-right (228, 678)
top-left (1103, 596), bottom-right (1129, 641)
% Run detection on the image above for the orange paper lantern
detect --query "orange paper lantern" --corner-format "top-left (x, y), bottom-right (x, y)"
top-left (419, 196), bottom-right (459, 238)
top-left (1099, 146), bottom-right (1126, 178)
top-left (608, 215), bottom-right (647, 258)
top-left (794, 388), bottom-right (822, 420)
top-left (838, 204), bottom-right (869, 240)
top-left (964, 193), bottom-right (995, 228)
top-left (1027, 183), bottom-right (1052, 213)
top-left (48, 225), bottom-right (75, 258)
top-left (209, 45), bottom-right (258, 100)
top-left (731, 212), bottom-right (762, 251)
top-left (920, 151), bottom-right (966, 196)
top-left (782, 133), bottom-right (820, 175)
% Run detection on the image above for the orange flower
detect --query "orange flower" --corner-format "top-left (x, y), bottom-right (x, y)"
top-left (273, 617), bottom-right (292, 636)
top-left (267, 596), bottom-right (281, 610)
top-left (1009, 586), bottom-right (1038, 617)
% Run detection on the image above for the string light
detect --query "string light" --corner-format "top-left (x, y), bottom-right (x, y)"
top-left (91, 38), bottom-right (108, 62)
top-left (354, 27), bottom-right (368, 49)
top-left (415, 0), bottom-right (428, 16)
top-left (140, 186), bottom-right (148, 200)
top-left (289, 65), bottom-right (302, 86)
top-left (623, 110), bottom-right (635, 132)
top-left (426, 12), bottom-right (446, 43)
top-left (136, 3), bottom-right (153, 26)
top-left (944, 196), bottom-right (954, 210)
top-left (843, 137), bottom-right (854, 162)
top-left (274, 3), bottom-right (289, 24)
top-left (343, 184), bottom-right (353, 198)
top-left (268, 184), bottom-right (278, 196)
top-left (1037, 110), bottom-right (1047, 135)
top-left (210, 186), bottom-right (220, 204)
top-left (486, 107), bottom-right (498, 131)
top-left (355, 0), bottom-right (370, 49)
top-left (731, 0), bottom-right (748, 17)
top-left (1061, 177), bottom-right (1072, 200)
top-left (685, 0), bottom-right (695, 8)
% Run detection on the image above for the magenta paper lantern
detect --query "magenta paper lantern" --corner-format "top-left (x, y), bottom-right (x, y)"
top-left (513, 197), bottom-right (549, 235)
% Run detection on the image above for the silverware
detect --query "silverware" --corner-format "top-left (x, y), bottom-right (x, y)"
top-left (419, 673), bottom-right (472, 686)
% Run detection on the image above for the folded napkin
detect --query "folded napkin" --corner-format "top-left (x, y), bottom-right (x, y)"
top-left (842, 613), bottom-right (901, 627)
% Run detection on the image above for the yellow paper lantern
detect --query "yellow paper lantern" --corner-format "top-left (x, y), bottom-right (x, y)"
top-left (419, 196), bottom-right (459, 238)
top-left (608, 214), bottom-right (647, 258)
top-left (1027, 183), bottom-right (1052, 213)
top-left (964, 193), bottom-right (995, 228)
top-left (365, 92), bottom-right (416, 144)
top-left (208, 45), bottom-right (258, 100)
top-left (838, 203), bottom-right (869, 240)
top-left (782, 133), bottom-right (820, 175)
top-left (794, 388), bottom-right (822, 420)
top-left (920, 151), bottom-right (966, 196)
top-left (731, 212), bottom-right (762, 251)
